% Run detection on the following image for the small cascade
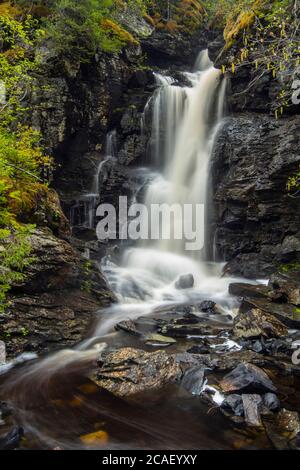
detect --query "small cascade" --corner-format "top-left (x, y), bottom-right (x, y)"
top-left (70, 131), bottom-right (118, 230)
top-left (106, 129), bottom-right (117, 158)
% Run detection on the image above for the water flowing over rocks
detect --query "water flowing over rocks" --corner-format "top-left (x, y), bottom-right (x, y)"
top-left (86, 261), bottom-right (300, 442)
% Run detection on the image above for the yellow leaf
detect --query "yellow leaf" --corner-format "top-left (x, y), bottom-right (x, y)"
top-left (80, 431), bottom-right (109, 446)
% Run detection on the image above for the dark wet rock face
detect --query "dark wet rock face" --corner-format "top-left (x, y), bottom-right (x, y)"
top-left (141, 29), bottom-right (216, 69)
top-left (32, 53), bottom-right (133, 197)
top-left (211, 111), bottom-right (300, 279)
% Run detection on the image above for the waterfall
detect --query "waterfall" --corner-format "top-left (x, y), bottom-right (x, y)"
top-left (146, 53), bottom-right (224, 259)
top-left (118, 50), bottom-right (227, 290)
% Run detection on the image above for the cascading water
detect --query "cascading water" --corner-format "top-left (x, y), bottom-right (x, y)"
top-left (147, 50), bottom-right (225, 258)
top-left (103, 50), bottom-right (232, 301)
top-left (0, 50), bottom-right (246, 449)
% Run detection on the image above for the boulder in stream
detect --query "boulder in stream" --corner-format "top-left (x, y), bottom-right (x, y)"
top-left (242, 394), bottom-right (263, 427)
top-left (269, 271), bottom-right (300, 306)
top-left (220, 363), bottom-right (276, 394)
top-left (187, 343), bottom-right (211, 355)
top-left (263, 393), bottom-right (281, 411)
top-left (115, 319), bottom-right (141, 336)
top-left (229, 283), bottom-right (271, 300)
top-left (239, 297), bottom-right (300, 329)
top-left (175, 274), bottom-right (194, 290)
top-left (92, 348), bottom-right (182, 397)
top-left (198, 300), bottom-right (218, 314)
top-left (221, 394), bottom-right (244, 417)
top-left (181, 366), bottom-right (206, 395)
top-left (145, 333), bottom-right (177, 346)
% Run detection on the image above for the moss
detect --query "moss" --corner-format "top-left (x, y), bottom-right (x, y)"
top-left (224, 10), bottom-right (256, 45)
top-left (280, 262), bottom-right (300, 273)
top-left (294, 308), bottom-right (300, 320)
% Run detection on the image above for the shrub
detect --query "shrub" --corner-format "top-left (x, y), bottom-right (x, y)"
top-left (0, 224), bottom-right (34, 313)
